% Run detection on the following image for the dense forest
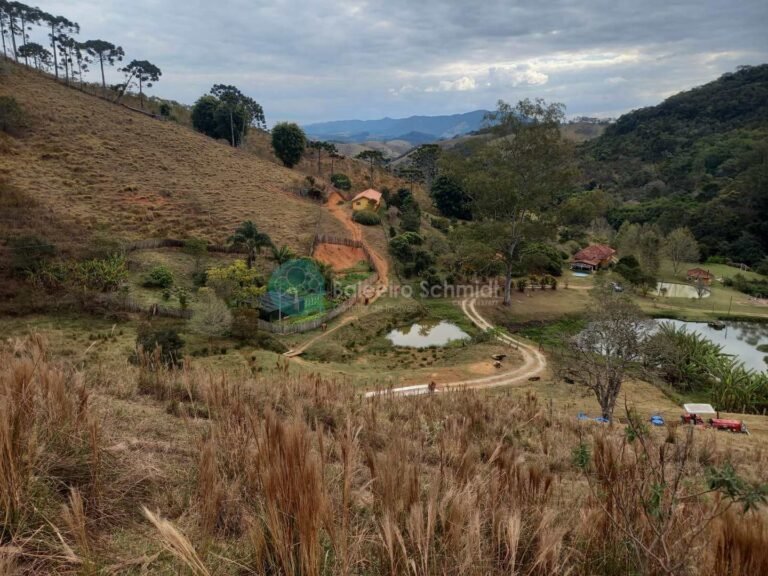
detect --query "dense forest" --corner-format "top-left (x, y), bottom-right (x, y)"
top-left (579, 64), bottom-right (768, 267)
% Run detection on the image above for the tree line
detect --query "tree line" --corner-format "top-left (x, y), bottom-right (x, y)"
top-left (0, 0), bottom-right (162, 107)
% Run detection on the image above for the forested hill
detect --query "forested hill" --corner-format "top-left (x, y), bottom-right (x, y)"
top-left (580, 64), bottom-right (768, 266)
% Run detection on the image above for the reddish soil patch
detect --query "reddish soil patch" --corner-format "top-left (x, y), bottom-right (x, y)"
top-left (313, 242), bottom-right (368, 272)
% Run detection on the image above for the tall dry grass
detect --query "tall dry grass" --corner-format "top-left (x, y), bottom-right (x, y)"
top-left (2, 335), bottom-right (766, 574)
top-left (167, 365), bottom-right (767, 575)
top-left (0, 336), bottom-right (143, 573)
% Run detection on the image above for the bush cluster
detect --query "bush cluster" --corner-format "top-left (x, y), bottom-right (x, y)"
top-left (352, 210), bottom-right (381, 226)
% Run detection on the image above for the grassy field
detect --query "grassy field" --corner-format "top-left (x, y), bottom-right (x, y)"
top-left (0, 63), bottom-right (345, 260)
top-left (1, 329), bottom-right (766, 574)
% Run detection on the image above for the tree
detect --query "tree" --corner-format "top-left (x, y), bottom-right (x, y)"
top-left (82, 39), bottom-right (124, 96)
top-left (330, 173), bottom-right (351, 191)
top-left (11, 2), bottom-right (41, 66)
top-left (0, 1), bottom-right (12, 59)
top-left (118, 60), bottom-right (161, 108)
top-left (191, 288), bottom-right (232, 338)
top-left (191, 95), bottom-right (219, 136)
top-left (664, 227), bottom-right (700, 275)
top-left (270, 245), bottom-right (296, 265)
top-left (447, 98), bottom-right (574, 305)
top-left (308, 140), bottom-right (336, 175)
top-left (355, 150), bottom-right (386, 185)
top-left (54, 33), bottom-right (77, 83)
top-left (72, 41), bottom-right (91, 87)
top-left (271, 122), bottom-right (306, 168)
top-left (42, 12), bottom-right (78, 80)
top-left (190, 92), bottom-right (250, 146)
top-left (324, 142), bottom-right (339, 177)
top-left (208, 84), bottom-right (266, 146)
top-left (227, 221), bottom-right (273, 269)
top-left (561, 293), bottom-right (651, 420)
top-left (211, 84), bottom-right (266, 128)
top-left (5, 1), bottom-right (23, 61)
top-left (430, 175), bottom-right (472, 220)
top-left (399, 194), bottom-right (421, 233)
top-left (307, 140), bottom-right (326, 174)
top-left (411, 144), bottom-right (441, 190)
top-left (616, 221), bottom-right (663, 278)
top-left (16, 42), bottom-right (50, 70)
top-left (182, 238), bottom-right (208, 273)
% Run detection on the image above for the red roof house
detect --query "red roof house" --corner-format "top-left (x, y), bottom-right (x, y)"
top-left (571, 244), bottom-right (616, 272)
top-left (686, 268), bottom-right (714, 284)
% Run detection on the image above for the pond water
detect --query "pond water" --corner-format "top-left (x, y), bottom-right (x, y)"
top-left (386, 321), bottom-right (470, 348)
top-left (656, 282), bottom-right (710, 299)
top-left (657, 319), bottom-right (768, 373)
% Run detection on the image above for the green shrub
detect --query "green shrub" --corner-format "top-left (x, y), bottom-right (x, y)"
top-left (71, 254), bottom-right (128, 292)
top-left (9, 235), bottom-right (55, 276)
top-left (142, 265), bottom-right (174, 289)
top-left (330, 173), bottom-right (352, 191)
top-left (352, 210), bottom-right (381, 226)
top-left (134, 327), bottom-right (184, 367)
top-left (430, 216), bottom-right (450, 233)
top-left (0, 96), bottom-right (25, 136)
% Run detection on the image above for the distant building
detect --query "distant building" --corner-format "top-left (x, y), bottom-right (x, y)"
top-left (571, 244), bottom-right (616, 272)
top-left (686, 268), bottom-right (714, 285)
top-left (351, 189), bottom-right (382, 212)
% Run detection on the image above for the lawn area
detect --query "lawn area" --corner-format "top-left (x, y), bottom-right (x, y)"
top-left (483, 286), bottom-right (592, 323)
top-left (658, 260), bottom-right (767, 283)
top-left (295, 296), bottom-right (519, 387)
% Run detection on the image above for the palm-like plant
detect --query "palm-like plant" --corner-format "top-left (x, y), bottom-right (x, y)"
top-left (270, 245), bottom-right (296, 266)
top-left (314, 260), bottom-right (335, 293)
top-left (227, 221), bottom-right (273, 269)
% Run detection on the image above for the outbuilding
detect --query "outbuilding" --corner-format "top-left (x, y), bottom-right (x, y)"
top-left (351, 189), bottom-right (382, 212)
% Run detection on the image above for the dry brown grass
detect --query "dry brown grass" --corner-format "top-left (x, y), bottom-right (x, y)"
top-left (0, 63), bottom-right (343, 257)
top-left (1, 334), bottom-right (766, 574)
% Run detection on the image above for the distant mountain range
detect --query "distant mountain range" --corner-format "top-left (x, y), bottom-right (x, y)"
top-left (303, 110), bottom-right (491, 144)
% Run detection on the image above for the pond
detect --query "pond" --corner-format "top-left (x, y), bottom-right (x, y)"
top-left (657, 319), bottom-right (768, 373)
top-left (386, 321), bottom-right (470, 348)
top-left (656, 282), bottom-right (710, 299)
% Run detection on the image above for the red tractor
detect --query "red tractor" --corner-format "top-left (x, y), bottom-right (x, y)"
top-left (680, 404), bottom-right (749, 434)
top-left (708, 418), bottom-right (749, 434)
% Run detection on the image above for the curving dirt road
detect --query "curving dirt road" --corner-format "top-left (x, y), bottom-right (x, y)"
top-left (364, 298), bottom-right (548, 398)
top-left (326, 192), bottom-right (389, 290)
top-left (283, 192), bottom-right (390, 357)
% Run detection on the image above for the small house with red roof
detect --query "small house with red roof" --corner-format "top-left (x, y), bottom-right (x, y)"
top-left (686, 267), bottom-right (714, 285)
top-left (351, 189), bottom-right (382, 212)
top-left (571, 244), bottom-right (616, 272)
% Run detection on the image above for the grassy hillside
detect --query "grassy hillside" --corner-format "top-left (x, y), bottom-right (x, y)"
top-left (580, 64), bottom-right (768, 266)
top-left (0, 62), bottom-right (343, 260)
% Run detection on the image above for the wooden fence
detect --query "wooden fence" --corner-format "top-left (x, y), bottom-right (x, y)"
top-left (254, 234), bottom-right (382, 334)
top-left (116, 234), bottom-right (382, 334)
top-left (121, 238), bottom-right (243, 254)
top-left (95, 293), bottom-right (193, 319)
top-left (254, 271), bottom-right (379, 335)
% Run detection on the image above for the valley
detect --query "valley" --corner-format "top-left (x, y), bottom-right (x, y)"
top-left (1, 13), bottom-right (767, 573)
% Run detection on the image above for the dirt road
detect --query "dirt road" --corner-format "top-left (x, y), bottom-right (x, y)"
top-left (326, 192), bottom-right (389, 289)
top-left (283, 192), bottom-right (390, 357)
top-left (364, 298), bottom-right (548, 397)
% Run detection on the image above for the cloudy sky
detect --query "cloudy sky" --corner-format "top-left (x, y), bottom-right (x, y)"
top-left (31, 0), bottom-right (768, 125)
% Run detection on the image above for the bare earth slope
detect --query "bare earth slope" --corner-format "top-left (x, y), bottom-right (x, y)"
top-left (0, 63), bottom-right (330, 253)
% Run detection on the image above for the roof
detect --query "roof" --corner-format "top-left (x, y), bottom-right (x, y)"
top-left (687, 267), bottom-right (713, 278)
top-left (683, 403), bottom-right (716, 414)
top-left (572, 244), bottom-right (616, 265)
top-left (259, 290), bottom-right (304, 313)
top-left (352, 189), bottom-right (382, 203)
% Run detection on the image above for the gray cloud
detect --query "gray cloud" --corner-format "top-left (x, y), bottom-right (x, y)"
top-left (28, 0), bottom-right (768, 123)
